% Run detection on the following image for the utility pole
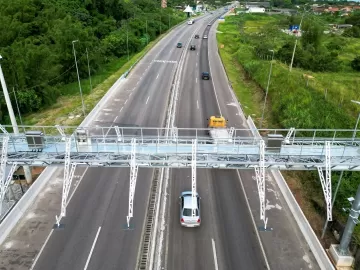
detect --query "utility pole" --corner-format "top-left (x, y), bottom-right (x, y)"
top-left (351, 100), bottom-right (360, 142)
top-left (85, 48), bottom-right (92, 93)
top-left (72, 40), bottom-right (86, 117)
top-left (126, 23), bottom-right (129, 62)
top-left (260, 50), bottom-right (274, 129)
top-left (146, 20), bottom-right (148, 45)
top-left (0, 55), bottom-right (32, 184)
top-left (289, 5), bottom-right (309, 72)
top-left (339, 184), bottom-right (360, 255)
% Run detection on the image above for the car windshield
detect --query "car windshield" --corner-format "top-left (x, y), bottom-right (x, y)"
top-left (183, 208), bottom-right (199, 217)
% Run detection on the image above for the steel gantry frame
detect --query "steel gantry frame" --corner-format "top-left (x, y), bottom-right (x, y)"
top-left (191, 139), bottom-right (197, 218)
top-left (4, 124), bottom-right (360, 228)
top-left (317, 141), bottom-right (332, 221)
top-left (254, 139), bottom-right (268, 228)
top-left (127, 138), bottom-right (139, 227)
top-left (0, 131), bottom-right (18, 216)
top-left (55, 127), bottom-right (78, 227)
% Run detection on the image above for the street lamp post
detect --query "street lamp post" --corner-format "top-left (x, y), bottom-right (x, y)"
top-left (72, 40), bottom-right (86, 117)
top-left (126, 23), bottom-right (129, 62)
top-left (260, 50), bottom-right (274, 129)
top-left (85, 48), bottom-right (92, 93)
top-left (351, 100), bottom-right (360, 141)
top-left (0, 55), bottom-right (32, 184)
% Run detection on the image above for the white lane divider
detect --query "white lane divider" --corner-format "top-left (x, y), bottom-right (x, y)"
top-left (196, 62), bottom-right (198, 67)
top-left (114, 115), bottom-right (118, 123)
top-left (146, 96), bottom-right (150, 105)
top-left (156, 73), bottom-right (159, 79)
top-left (124, 99), bottom-right (128, 105)
top-left (84, 226), bottom-right (102, 270)
top-left (120, 107), bottom-right (123, 112)
top-left (197, 100), bottom-right (199, 109)
top-left (212, 238), bottom-right (219, 270)
top-left (196, 78), bottom-right (198, 83)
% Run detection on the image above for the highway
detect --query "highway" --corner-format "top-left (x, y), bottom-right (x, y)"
top-left (31, 14), bottom-right (213, 270)
top-left (164, 16), bottom-right (268, 270)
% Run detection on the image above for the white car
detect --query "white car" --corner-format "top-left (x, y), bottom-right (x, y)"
top-left (179, 191), bottom-right (201, 227)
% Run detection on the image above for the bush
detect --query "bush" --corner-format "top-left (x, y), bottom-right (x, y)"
top-left (351, 56), bottom-right (360, 71)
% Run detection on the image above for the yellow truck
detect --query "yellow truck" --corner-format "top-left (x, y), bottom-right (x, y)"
top-left (207, 116), bottom-right (232, 143)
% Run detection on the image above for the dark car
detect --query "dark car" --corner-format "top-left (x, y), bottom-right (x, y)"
top-left (195, 34), bottom-right (200, 39)
top-left (190, 45), bottom-right (196, 50)
top-left (202, 72), bottom-right (210, 80)
top-left (177, 42), bottom-right (182, 48)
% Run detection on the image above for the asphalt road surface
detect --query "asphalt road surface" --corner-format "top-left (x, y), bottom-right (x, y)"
top-left (32, 14), bottom-right (214, 270)
top-left (164, 16), bottom-right (268, 270)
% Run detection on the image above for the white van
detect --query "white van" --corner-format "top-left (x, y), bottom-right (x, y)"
top-left (187, 20), bottom-right (194, 25)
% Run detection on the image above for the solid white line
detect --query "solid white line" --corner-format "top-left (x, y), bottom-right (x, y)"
top-left (114, 115), bottom-right (118, 123)
top-left (146, 96), bottom-right (150, 105)
top-left (156, 73), bottom-right (159, 79)
top-left (236, 170), bottom-right (271, 270)
top-left (84, 226), bottom-right (102, 270)
top-left (197, 100), bottom-right (199, 109)
top-left (212, 238), bottom-right (219, 270)
top-left (120, 107), bottom-right (123, 112)
top-left (196, 62), bottom-right (198, 67)
top-left (124, 99), bottom-right (128, 105)
top-left (196, 78), bottom-right (198, 83)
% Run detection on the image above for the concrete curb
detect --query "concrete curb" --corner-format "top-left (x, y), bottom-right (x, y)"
top-left (0, 167), bottom-right (57, 245)
top-left (246, 116), bottom-right (334, 270)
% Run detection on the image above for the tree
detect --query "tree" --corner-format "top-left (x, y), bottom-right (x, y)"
top-left (301, 19), bottom-right (323, 52)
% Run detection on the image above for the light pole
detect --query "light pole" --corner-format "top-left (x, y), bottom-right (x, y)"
top-left (0, 55), bottom-right (32, 184)
top-left (260, 49), bottom-right (274, 129)
top-left (72, 40), bottom-right (86, 117)
top-left (146, 19), bottom-right (148, 45)
top-left (351, 100), bottom-right (360, 141)
top-left (85, 48), bottom-right (92, 93)
top-left (126, 23), bottom-right (129, 62)
top-left (289, 4), bottom-right (309, 72)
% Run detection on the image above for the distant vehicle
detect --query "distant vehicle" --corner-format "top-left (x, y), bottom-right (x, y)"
top-left (246, 7), bottom-right (265, 13)
top-left (203, 35), bottom-right (208, 39)
top-left (190, 45), bottom-right (196, 50)
top-left (194, 34), bottom-right (200, 39)
top-left (179, 191), bottom-right (201, 227)
top-left (208, 23), bottom-right (212, 26)
top-left (177, 42), bottom-right (182, 48)
top-left (202, 72), bottom-right (210, 80)
top-left (188, 19), bottom-right (194, 25)
top-left (207, 115), bottom-right (232, 144)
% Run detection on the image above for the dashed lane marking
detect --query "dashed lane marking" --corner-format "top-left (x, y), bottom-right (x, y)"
top-left (152, 60), bottom-right (177, 64)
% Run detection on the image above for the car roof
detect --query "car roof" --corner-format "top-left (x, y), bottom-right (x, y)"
top-left (182, 194), bottom-right (199, 209)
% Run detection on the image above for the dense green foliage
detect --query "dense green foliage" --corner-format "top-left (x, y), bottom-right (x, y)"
top-left (217, 14), bottom-right (360, 231)
top-left (0, 0), bottom-right (186, 121)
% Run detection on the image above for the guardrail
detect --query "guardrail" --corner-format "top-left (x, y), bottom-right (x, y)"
top-left (247, 116), bottom-right (334, 270)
